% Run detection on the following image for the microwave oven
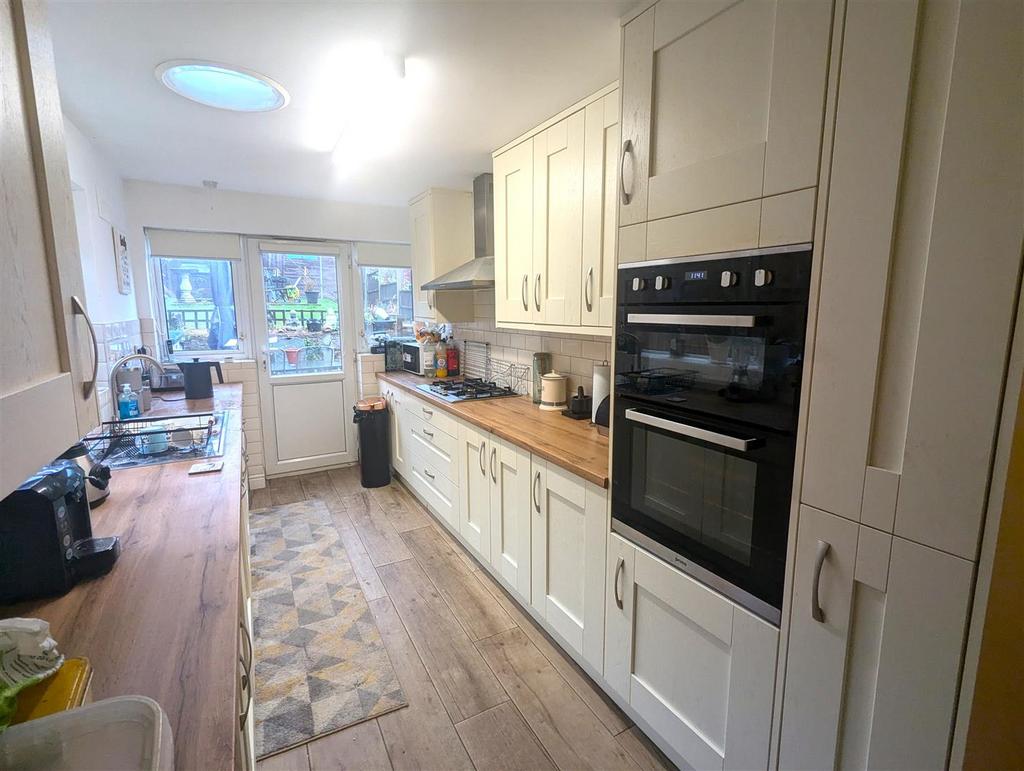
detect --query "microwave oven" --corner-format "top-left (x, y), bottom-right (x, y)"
top-left (402, 341), bottom-right (433, 375)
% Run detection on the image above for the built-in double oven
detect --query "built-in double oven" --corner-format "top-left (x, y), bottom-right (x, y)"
top-left (612, 245), bottom-right (812, 625)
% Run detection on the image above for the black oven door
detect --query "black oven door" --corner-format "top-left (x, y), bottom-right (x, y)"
top-left (611, 396), bottom-right (793, 623)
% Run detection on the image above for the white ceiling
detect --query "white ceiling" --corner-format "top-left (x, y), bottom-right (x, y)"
top-left (49, 1), bottom-right (631, 207)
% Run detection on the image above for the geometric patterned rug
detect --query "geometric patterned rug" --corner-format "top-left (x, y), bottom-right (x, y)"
top-left (249, 499), bottom-right (407, 758)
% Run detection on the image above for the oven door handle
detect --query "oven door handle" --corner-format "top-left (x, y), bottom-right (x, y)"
top-left (624, 409), bottom-right (758, 451)
top-left (626, 313), bottom-right (759, 328)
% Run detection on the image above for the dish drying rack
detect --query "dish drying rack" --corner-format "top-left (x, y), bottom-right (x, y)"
top-left (462, 340), bottom-right (530, 395)
top-left (85, 412), bottom-right (224, 467)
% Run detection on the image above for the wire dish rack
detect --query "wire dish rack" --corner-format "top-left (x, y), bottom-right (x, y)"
top-left (85, 411), bottom-right (228, 469)
top-left (461, 340), bottom-right (530, 395)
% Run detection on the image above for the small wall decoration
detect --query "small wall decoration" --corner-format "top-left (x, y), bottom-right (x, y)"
top-left (112, 226), bottom-right (132, 295)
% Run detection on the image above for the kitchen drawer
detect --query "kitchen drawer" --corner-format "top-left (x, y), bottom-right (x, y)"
top-left (405, 409), bottom-right (459, 485)
top-left (401, 391), bottom-right (459, 439)
top-left (406, 442), bottom-right (459, 529)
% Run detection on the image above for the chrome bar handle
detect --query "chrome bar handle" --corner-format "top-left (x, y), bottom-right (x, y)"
top-left (238, 656), bottom-right (252, 729)
top-left (585, 267), bottom-right (594, 311)
top-left (534, 273), bottom-right (541, 312)
top-left (71, 295), bottom-right (98, 399)
top-left (478, 442), bottom-right (486, 475)
top-left (423, 428), bottom-right (434, 438)
top-left (424, 468), bottom-right (435, 480)
top-left (625, 409), bottom-right (757, 452)
top-left (614, 557), bottom-right (625, 610)
top-left (522, 274), bottom-right (529, 311)
top-left (626, 313), bottom-right (759, 328)
top-left (620, 139), bottom-right (633, 205)
top-left (533, 470), bottom-right (541, 513)
top-left (490, 446), bottom-right (497, 483)
top-left (811, 539), bottom-right (831, 623)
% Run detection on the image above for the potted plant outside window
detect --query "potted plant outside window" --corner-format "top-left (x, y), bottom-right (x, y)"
top-left (300, 268), bottom-right (320, 304)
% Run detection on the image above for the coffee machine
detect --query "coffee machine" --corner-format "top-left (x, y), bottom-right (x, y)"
top-left (0, 461), bottom-right (121, 605)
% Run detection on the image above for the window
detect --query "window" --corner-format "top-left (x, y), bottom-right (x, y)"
top-left (360, 265), bottom-right (413, 342)
top-left (154, 256), bottom-right (241, 355)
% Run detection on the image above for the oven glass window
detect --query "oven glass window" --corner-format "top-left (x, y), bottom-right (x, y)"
top-left (633, 428), bottom-right (756, 565)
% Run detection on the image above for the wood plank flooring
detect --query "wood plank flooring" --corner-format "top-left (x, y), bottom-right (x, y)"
top-left (255, 470), bottom-right (675, 771)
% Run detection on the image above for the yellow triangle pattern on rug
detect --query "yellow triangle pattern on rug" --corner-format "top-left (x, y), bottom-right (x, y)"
top-left (250, 498), bottom-right (406, 758)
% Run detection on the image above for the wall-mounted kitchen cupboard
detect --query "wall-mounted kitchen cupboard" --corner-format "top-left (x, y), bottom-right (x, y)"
top-left (409, 188), bottom-right (475, 323)
top-left (493, 84), bottom-right (619, 335)
top-left (604, 533), bottom-right (778, 771)
top-left (1, 0), bottom-right (100, 499)
top-left (617, 0), bottom-right (833, 261)
top-left (780, 506), bottom-right (974, 770)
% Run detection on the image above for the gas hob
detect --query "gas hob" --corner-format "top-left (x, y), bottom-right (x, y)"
top-left (416, 378), bottom-right (519, 402)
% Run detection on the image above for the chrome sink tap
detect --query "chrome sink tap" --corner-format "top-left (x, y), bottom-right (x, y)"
top-left (109, 354), bottom-right (165, 417)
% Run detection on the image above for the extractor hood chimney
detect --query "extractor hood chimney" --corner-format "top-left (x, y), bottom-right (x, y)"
top-left (421, 173), bottom-right (495, 291)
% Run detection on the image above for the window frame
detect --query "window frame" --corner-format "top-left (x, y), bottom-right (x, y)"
top-left (148, 252), bottom-right (252, 361)
top-left (354, 262), bottom-right (414, 350)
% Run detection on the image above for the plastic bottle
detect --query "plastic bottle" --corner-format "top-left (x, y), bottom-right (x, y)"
top-left (434, 339), bottom-right (448, 378)
top-left (118, 384), bottom-right (140, 419)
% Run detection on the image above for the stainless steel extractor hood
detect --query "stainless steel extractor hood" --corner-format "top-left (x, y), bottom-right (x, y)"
top-left (421, 173), bottom-right (495, 291)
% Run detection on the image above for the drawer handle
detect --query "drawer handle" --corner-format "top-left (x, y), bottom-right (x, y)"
top-left (422, 407), bottom-right (433, 416)
top-left (811, 539), bottom-right (831, 623)
top-left (423, 428), bottom-right (434, 438)
top-left (490, 446), bottom-right (497, 483)
top-left (424, 468), bottom-right (435, 480)
top-left (533, 471), bottom-right (541, 514)
top-left (620, 138), bottom-right (633, 205)
top-left (614, 557), bottom-right (625, 610)
top-left (585, 266), bottom-right (594, 312)
top-left (522, 274), bottom-right (529, 311)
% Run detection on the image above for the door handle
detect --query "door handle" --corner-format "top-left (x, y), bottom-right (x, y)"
top-left (585, 266), bottom-right (594, 312)
top-left (238, 656), bottom-right (252, 730)
top-left (533, 470), bottom-right (541, 513)
top-left (626, 313), bottom-right (759, 328)
top-left (614, 557), bottom-right (625, 610)
top-left (70, 295), bottom-right (98, 399)
top-left (522, 274), bottom-right (529, 311)
top-left (478, 442), bottom-right (486, 475)
top-left (534, 273), bottom-right (541, 312)
top-left (625, 409), bottom-right (758, 451)
top-left (490, 446), bottom-right (497, 483)
top-left (620, 138), bottom-right (633, 205)
top-left (811, 539), bottom-right (831, 623)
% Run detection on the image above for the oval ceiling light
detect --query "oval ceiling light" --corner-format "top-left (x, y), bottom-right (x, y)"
top-left (155, 60), bottom-right (289, 112)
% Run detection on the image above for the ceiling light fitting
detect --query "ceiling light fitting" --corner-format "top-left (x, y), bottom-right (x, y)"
top-left (155, 60), bottom-right (289, 112)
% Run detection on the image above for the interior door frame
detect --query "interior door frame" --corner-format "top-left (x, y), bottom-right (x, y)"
top-left (246, 237), bottom-right (358, 477)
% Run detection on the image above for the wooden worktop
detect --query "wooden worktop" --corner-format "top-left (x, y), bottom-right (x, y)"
top-left (1, 383), bottom-right (244, 771)
top-left (378, 372), bottom-right (610, 488)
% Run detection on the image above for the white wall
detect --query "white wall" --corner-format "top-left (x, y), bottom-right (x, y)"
top-left (65, 117), bottom-right (137, 324)
top-left (123, 179), bottom-right (410, 321)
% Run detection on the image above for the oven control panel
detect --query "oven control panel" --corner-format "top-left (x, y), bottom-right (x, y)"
top-left (618, 246), bottom-right (811, 305)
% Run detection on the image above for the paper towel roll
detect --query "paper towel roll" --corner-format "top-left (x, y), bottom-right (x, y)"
top-left (592, 360), bottom-right (610, 422)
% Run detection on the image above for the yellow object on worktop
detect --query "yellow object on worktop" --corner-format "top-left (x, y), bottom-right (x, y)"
top-left (11, 657), bottom-right (92, 725)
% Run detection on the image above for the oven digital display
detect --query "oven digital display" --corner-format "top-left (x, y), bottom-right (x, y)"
top-left (685, 270), bottom-right (708, 281)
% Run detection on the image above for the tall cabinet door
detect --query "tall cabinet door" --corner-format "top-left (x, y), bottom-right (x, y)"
top-left (493, 139), bottom-right (534, 324)
top-left (1, 0), bottom-right (98, 498)
top-left (618, 0), bottom-right (832, 224)
top-left (457, 423), bottom-right (491, 560)
top-left (410, 195), bottom-right (435, 320)
top-left (532, 112), bottom-right (584, 326)
top-left (581, 91), bottom-right (619, 328)
top-left (530, 460), bottom-right (606, 668)
top-left (488, 438), bottom-right (532, 603)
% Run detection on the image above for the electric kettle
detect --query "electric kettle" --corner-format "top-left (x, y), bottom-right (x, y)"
top-left (178, 358), bottom-right (224, 399)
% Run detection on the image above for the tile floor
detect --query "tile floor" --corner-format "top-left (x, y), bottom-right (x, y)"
top-left (252, 468), bottom-right (675, 771)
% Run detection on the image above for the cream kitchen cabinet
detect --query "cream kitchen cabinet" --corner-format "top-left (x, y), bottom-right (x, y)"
top-left (618, 0), bottom-right (832, 255)
top-left (530, 458), bottom-right (607, 670)
top-left (380, 382), bottom-right (407, 477)
top-left (409, 188), bottom-right (475, 323)
top-left (494, 84), bottom-right (619, 334)
top-left (604, 533), bottom-right (778, 771)
top-left (1, 0), bottom-right (100, 498)
top-left (457, 421), bottom-right (491, 559)
top-left (236, 471), bottom-right (255, 771)
top-left (780, 506), bottom-right (974, 770)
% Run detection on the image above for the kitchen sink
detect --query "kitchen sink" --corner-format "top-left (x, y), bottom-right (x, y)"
top-left (84, 411), bottom-right (228, 469)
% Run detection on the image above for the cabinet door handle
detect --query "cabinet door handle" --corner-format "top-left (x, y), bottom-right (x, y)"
top-left (424, 468), bottom-right (435, 480)
top-left (478, 442), bottom-right (486, 475)
top-left (70, 295), bottom-right (98, 399)
top-left (238, 656), bottom-right (252, 730)
top-left (490, 446), bottom-right (497, 483)
top-left (585, 267), bottom-right (594, 312)
top-left (533, 471), bottom-right (541, 513)
top-left (811, 539), bottom-right (831, 623)
top-left (239, 620), bottom-right (253, 670)
top-left (522, 274), bottom-right (529, 311)
top-left (423, 428), bottom-right (434, 438)
top-left (427, 290), bottom-right (433, 310)
top-left (620, 138), bottom-right (634, 205)
top-left (614, 557), bottom-right (625, 610)
top-left (534, 273), bottom-right (541, 312)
